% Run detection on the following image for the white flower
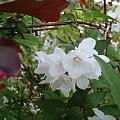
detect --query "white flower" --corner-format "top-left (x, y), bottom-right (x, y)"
top-left (36, 38), bottom-right (110, 97)
top-left (107, 11), bottom-right (117, 19)
top-left (115, 6), bottom-right (120, 21)
top-left (41, 74), bottom-right (72, 97)
top-left (46, 47), bottom-right (66, 77)
top-left (63, 38), bottom-right (102, 80)
top-left (111, 22), bottom-right (120, 32)
top-left (34, 51), bottom-right (49, 74)
top-left (88, 108), bottom-right (116, 120)
top-left (35, 51), bottom-right (47, 63)
top-left (63, 50), bottom-right (95, 79)
top-left (76, 38), bottom-right (110, 63)
top-left (50, 74), bottom-right (72, 97)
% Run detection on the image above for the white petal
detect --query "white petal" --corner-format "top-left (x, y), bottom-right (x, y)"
top-left (98, 55), bottom-right (110, 63)
top-left (86, 58), bottom-right (101, 79)
top-left (104, 115), bottom-right (116, 120)
top-left (40, 75), bottom-right (53, 84)
top-left (63, 53), bottom-right (75, 72)
top-left (78, 38), bottom-right (96, 50)
top-left (34, 63), bottom-right (48, 74)
top-left (76, 50), bottom-right (89, 61)
top-left (54, 47), bottom-right (66, 59)
top-left (69, 65), bottom-right (83, 79)
top-left (93, 108), bottom-right (105, 119)
top-left (88, 116), bottom-right (103, 120)
top-left (46, 54), bottom-right (58, 65)
top-left (50, 77), bottom-right (63, 91)
top-left (48, 63), bottom-right (65, 77)
top-left (71, 80), bottom-right (76, 93)
top-left (60, 83), bottom-right (71, 97)
top-left (77, 76), bottom-right (89, 90)
top-left (36, 51), bottom-right (46, 62)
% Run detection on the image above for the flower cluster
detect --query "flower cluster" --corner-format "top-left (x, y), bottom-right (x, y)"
top-left (35, 38), bottom-right (109, 97)
top-left (88, 108), bottom-right (116, 120)
top-left (107, 5), bottom-right (120, 32)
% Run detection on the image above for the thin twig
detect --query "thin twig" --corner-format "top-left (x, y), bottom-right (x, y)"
top-left (0, 20), bottom-right (105, 30)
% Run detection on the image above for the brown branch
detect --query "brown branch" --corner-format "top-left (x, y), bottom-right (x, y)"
top-left (28, 20), bottom-right (104, 29)
top-left (0, 20), bottom-right (105, 31)
top-left (33, 27), bottom-right (58, 32)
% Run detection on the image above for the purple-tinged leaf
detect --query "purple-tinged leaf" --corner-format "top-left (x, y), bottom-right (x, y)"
top-left (0, 36), bottom-right (21, 78)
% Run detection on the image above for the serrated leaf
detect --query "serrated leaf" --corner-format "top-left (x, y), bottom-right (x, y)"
top-left (68, 89), bottom-right (89, 108)
top-left (13, 33), bottom-right (41, 46)
top-left (16, 21), bottom-right (27, 33)
top-left (107, 45), bottom-right (120, 60)
top-left (91, 76), bottom-right (108, 89)
top-left (64, 106), bottom-right (83, 120)
top-left (100, 105), bottom-right (120, 117)
top-left (95, 40), bottom-right (110, 54)
top-left (86, 29), bottom-right (101, 40)
top-left (85, 91), bottom-right (106, 109)
top-left (35, 99), bottom-right (66, 120)
top-left (42, 90), bottom-right (59, 99)
top-left (95, 55), bottom-right (120, 110)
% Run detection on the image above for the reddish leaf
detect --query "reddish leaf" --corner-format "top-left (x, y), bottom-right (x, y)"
top-left (0, 83), bottom-right (6, 91)
top-left (80, 0), bottom-right (86, 5)
top-left (0, 36), bottom-right (21, 78)
top-left (0, 0), bottom-right (69, 22)
top-left (108, 2), bottom-right (112, 6)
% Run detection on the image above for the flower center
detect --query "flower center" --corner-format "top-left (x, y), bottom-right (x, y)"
top-left (73, 57), bottom-right (81, 64)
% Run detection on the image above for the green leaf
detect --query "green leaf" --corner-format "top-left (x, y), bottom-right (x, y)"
top-left (84, 10), bottom-right (116, 21)
top-left (0, 89), bottom-right (15, 103)
top-left (68, 89), bottom-right (89, 108)
top-left (13, 33), bottom-right (41, 46)
top-left (64, 106), bottom-right (83, 120)
top-left (16, 21), bottom-right (27, 32)
top-left (35, 99), bottom-right (66, 120)
top-left (100, 105), bottom-right (120, 117)
top-left (95, 55), bottom-right (120, 110)
top-left (61, 43), bottom-right (75, 51)
top-left (95, 40), bottom-right (110, 54)
top-left (42, 90), bottom-right (59, 99)
top-left (85, 91), bottom-right (106, 109)
top-left (107, 45), bottom-right (120, 60)
top-left (86, 29), bottom-right (101, 40)
top-left (0, 108), bottom-right (14, 120)
top-left (20, 114), bottom-right (44, 120)
top-left (91, 76), bottom-right (108, 89)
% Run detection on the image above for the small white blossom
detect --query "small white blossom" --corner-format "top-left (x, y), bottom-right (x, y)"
top-left (2, 96), bottom-right (9, 104)
top-left (50, 74), bottom-right (72, 97)
top-left (46, 47), bottom-right (66, 77)
top-left (63, 50), bottom-right (96, 79)
top-left (34, 51), bottom-right (49, 74)
top-left (111, 22), bottom-right (120, 32)
top-left (107, 6), bottom-right (120, 32)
